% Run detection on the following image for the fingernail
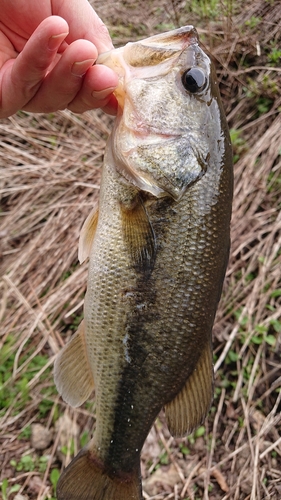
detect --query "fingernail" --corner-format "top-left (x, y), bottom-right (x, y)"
top-left (48, 32), bottom-right (68, 51)
top-left (71, 59), bottom-right (95, 77)
top-left (91, 87), bottom-right (117, 99)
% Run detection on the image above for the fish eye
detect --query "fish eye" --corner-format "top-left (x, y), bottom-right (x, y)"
top-left (181, 68), bottom-right (206, 94)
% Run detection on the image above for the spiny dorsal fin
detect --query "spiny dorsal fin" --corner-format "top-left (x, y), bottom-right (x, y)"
top-left (54, 321), bottom-right (94, 407)
top-left (120, 196), bottom-right (156, 275)
top-left (165, 343), bottom-right (214, 437)
top-left (78, 205), bottom-right (99, 264)
top-left (56, 445), bottom-right (142, 500)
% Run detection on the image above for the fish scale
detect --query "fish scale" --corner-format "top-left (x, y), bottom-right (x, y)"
top-left (54, 25), bottom-right (233, 500)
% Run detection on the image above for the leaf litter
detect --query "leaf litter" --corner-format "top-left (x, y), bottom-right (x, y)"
top-left (0, 1), bottom-right (281, 499)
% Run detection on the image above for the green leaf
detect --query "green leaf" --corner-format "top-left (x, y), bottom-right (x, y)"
top-left (61, 438), bottom-right (75, 456)
top-left (270, 289), bottom-right (281, 298)
top-left (9, 485), bottom-right (21, 494)
top-left (1, 478), bottom-right (8, 500)
top-left (270, 319), bottom-right (281, 333)
top-left (19, 425), bottom-right (32, 440)
top-left (160, 452), bottom-right (169, 465)
top-left (228, 350), bottom-right (239, 362)
top-left (50, 468), bottom-right (60, 492)
top-left (194, 426), bottom-right (205, 438)
top-left (20, 455), bottom-right (35, 471)
top-left (80, 431), bottom-right (89, 448)
top-left (179, 444), bottom-right (190, 455)
top-left (245, 16), bottom-right (261, 29)
top-left (255, 324), bottom-right (267, 334)
top-left (265, 335), bottom-right (276, 346)
top-left (39, 456), bottom-right (48, 473)
top-left (251, 335), bottom-right (263, 345)
top-left (266, 304), bottom-right (275, 312)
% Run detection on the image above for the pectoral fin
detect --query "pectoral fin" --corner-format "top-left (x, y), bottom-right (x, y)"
top-left (165, 344), bottom-right (214, 436)
top-left (54, 321), bottom-right (94, 407)
top-left (78, 205), bottom-right (99, 264)
top-left (120, 196), bottom-right (156, 274)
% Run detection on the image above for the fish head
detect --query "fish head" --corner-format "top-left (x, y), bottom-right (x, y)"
top-left (98, 26), bottom-right (230, 200)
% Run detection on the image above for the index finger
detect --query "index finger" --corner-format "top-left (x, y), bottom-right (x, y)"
top-left (53, 0), bottom-right (113, 53)
top-left (0, 17), bottom-right (69, 117)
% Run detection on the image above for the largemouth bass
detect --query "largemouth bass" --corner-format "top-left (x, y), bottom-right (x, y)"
top-left (54, 25), bottom-right (233, 500)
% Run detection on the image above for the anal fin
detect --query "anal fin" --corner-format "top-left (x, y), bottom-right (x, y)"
top-left (78, 204), bottom-right (99, 264)
top-left (165, 343), bottom-right (214, 437)
top-left (54, 321), bottom-right (94, 407)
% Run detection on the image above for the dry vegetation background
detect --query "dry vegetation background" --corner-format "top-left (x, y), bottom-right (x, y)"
top-left (1, 1), bottom-right (281, 499)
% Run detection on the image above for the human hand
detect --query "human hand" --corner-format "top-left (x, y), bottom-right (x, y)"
top-left (0, 0), bottom-right (118, 118)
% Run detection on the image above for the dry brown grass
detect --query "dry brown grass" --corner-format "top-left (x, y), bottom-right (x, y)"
top-left (1, 1), bottom-right (281, 499)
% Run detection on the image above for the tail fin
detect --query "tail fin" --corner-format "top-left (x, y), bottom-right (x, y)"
top-left (56, 446), bottom-right (142, 500)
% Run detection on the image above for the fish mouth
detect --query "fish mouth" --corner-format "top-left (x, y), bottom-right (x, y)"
top-left (97, 25), bottom-right (199, 109)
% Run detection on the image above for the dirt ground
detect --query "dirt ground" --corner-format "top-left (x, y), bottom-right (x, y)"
top-left (1, 1), bottom-right (281, 499)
